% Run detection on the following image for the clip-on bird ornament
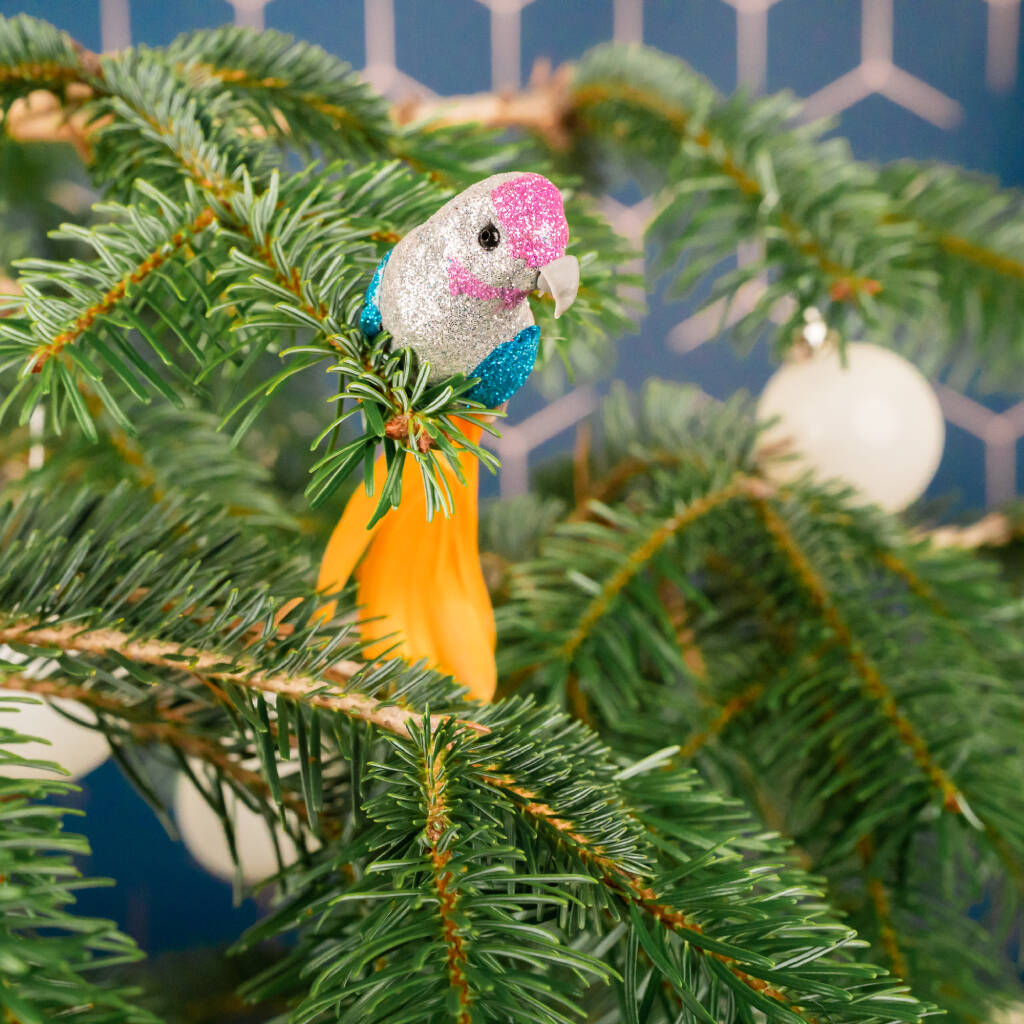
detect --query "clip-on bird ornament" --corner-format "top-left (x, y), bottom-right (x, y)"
top-left (317, 173), bottom-right (579, 701)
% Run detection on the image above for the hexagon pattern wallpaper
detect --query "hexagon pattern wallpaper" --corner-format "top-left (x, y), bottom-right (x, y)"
top-left (4, 0), bottom-right (1024, 962)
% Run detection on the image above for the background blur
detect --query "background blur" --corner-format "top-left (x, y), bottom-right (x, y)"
top-left (3, 0), bottom-right (1024, 1015)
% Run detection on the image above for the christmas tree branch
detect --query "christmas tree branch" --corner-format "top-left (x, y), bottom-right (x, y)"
top-left (0, 672), bottom-right (324, 831)
top-left (0, 590), bottom-right (898, 1021)
top-left (0, 615), bottom-right (672, 885)
top-left (499, 384), bottom-right (1024, 1020)
top-left (0, 58), bottom-right (85, 87)
top-left (29, 205), bottom-right (215, 373)
top-left (878, 163), bottom-right (1024, 298)
top-left (778, 511), bottom-right (1022, 891)
top-left (569, 449), bottom-right (693, 522)
top-left (0, 15), bottom-right (99, 99)
top-left (750, 496), bottom-right (966, 814)
top-left (0, 620), bottom-right (435, 737)
top-left (198, 63), bottom-right (362, 129)
top-left (935, 230), bottom-right (1024, 280)
top-left (508, 779), bottom-right (819, 1021)
top-left (537, 414), bottom-right (992, 837)
top-left (167, 26), bottom-right (394, 161)
top-left (674, 670), bottom-right (916, 994)
top-left (561, 474), bottom-right (772, 662)
top-left (572, 82), bottom-right (878, 304)
top-left (0, 694), bottom-right (159, 1024)
top-left (0, 659), bottom-right (828, 1021)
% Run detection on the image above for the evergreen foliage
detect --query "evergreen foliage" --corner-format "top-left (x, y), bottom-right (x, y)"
top-left (0, 13), bottom-right (1021, 1023)
top-left (574, 44), bottom-right (1024, 385)
top-left (0, 696), bottom-right (155, 1023)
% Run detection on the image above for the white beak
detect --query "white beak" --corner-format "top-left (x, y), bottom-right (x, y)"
top-left (537, 254), bottom-right (580, 318)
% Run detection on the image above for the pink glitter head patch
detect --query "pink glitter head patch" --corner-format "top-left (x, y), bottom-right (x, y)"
top-left (491, 173), bottom-right (568, 269)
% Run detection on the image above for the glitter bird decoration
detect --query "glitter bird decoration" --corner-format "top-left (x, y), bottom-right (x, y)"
top-left (317, 173), bottom-right (579, 701)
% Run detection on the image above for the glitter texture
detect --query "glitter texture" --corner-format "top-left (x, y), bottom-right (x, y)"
top-left (491, 174), bottom-right (568, 268)
top-left (360, 249), bottom-right (391, 338)
top-left (448, 258), bottom-right (529, 309)
top-left (371, 173), bottom-right (575, 399)
top-left (467, 325), bottom-right (540, 408)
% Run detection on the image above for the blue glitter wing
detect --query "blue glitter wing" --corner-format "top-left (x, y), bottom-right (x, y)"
top-left (467, 325), bottom-right (540, 408)
top-left (359, 250), bottom-right (391, 338)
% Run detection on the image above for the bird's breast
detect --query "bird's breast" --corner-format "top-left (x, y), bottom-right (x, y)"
top-left (378, 248), bottom-right (535, 381)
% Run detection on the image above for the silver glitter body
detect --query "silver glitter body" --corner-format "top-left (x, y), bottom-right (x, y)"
top-left (377, 174), bottom-right (538, 381)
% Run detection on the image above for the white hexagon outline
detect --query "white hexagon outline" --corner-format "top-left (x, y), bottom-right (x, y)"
top-left (798, 0), bottom-right (963, 127)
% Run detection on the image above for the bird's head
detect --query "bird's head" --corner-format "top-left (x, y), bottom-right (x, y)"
top-left (439, 172), bottom-right (580, 317)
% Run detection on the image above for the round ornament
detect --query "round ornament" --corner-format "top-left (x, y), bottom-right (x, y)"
top-left (3, 691), bottom-right (109, 781)
top-left (756, 341), bottom-right (944, 512)
top-left (174, 767), bottom-right (303, 885)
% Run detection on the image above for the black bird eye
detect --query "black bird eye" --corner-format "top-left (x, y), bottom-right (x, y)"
top-left (478, 223), bottom-right (500, 250)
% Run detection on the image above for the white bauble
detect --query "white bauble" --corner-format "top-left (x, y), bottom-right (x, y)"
top-left (174, 768), bottom-right (302, 885)
top-left (2, 692), bottom-right (109, 781)
top-left (756, 342), bottom-right (944, 512)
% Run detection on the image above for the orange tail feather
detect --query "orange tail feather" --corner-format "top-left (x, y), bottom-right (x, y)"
top-left (317, 423), bottom-right (496, 701)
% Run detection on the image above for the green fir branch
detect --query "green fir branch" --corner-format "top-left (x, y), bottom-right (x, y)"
top-left (0, 13), bottom-right (99, 102)
top-left (497, 382), bottom-right (1024, 1017)
top-left (0, 695), bottom-right (160, 1024)
top-left (167, 26), bottom-right (394, 161)
top-left (0, 478), bottom-right (930, 1024)
top-left (571, 43), bottom-right (1024, 382)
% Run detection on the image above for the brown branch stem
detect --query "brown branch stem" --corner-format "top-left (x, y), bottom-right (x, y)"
top-left (0, 620), bottom-right (434, 738)
top-left (0, 671), bottom-right (317, 829)
top-left (422, 744), bottom-right (472, 1023)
